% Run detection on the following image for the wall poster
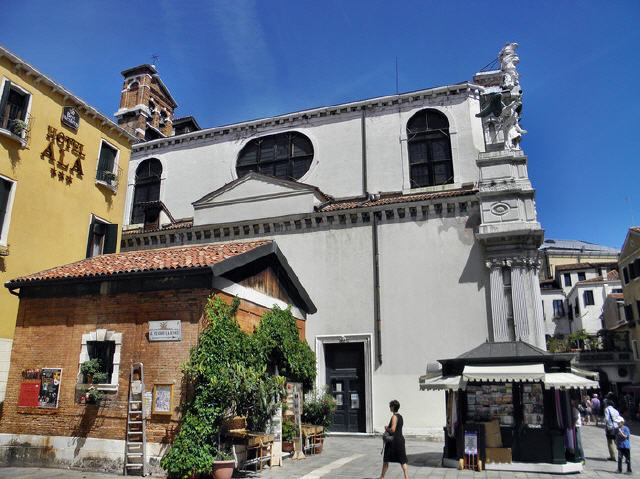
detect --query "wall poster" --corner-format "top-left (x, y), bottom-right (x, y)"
top-left (38, 368), bottom-right (62, 408)
top-left (152, 384), bottom-right (173, 415)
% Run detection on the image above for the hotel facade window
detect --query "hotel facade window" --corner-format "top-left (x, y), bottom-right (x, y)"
top-left (0, 176), bottom-right (16, 246)
top-left (577, 271), bottom-right (586, 281)
top-left (407, 109), bottom-right (453, 188)
top-left (0, 80), bottom-right (31, 137)
top-left (95, 140), bottom-right (119, 187)
top-left (131, 158), bottom-right (162, 224)
top-left (564, 273), bottom-right (572, 287)
top-left (236, 131), bottom-right (314, 181)
top-left (86, 215), bottom-right (117, 258)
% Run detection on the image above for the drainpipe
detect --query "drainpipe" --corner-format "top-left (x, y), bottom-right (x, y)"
top-left (361, 106), bottom-right (368, 196)
top-left (372, 211), bottom-right (382, 368)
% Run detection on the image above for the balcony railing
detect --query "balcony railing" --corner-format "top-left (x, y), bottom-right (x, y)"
top-left (95, 166), bottom-right (122, 192)
top-left (0, 114), bottom-right (33, 148)
top-left (576, 350), bottom-right (634, 364)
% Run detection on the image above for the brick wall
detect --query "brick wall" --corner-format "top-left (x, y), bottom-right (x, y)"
top-left (0, 288), bottom-right (305, 444)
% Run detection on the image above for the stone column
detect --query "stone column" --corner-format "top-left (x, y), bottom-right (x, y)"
top-left (510, 262), bottom-right (530, 343)
top-left (488, 261), bottom-right (510, 341)
top-left (528, 263), bottom-right (547, 349)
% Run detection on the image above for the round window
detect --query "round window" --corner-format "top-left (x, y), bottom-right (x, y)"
top-left (237, 132), bottom-right (313, 181)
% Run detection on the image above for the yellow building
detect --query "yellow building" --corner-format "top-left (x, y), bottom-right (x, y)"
top-left (620, 227), bottom-right (640, 381)
top-left (0, 46), bottom-right (134, 399)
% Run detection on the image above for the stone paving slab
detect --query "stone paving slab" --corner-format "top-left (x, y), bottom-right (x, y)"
top-left (0, 424), bottom-right (637, 478)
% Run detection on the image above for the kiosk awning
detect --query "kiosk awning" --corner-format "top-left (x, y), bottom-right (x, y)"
top-left (463, 364), bottom-right (545, 382)
top-left (543, 373), bottom-right (599, 389)
top-left (419, 375), bottom-right (464, 391)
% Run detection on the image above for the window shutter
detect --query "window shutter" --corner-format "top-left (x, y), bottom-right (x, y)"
top-left (18, 89), bottom-right (29, 121)
top-left (86, 218), bottom-right (97, 258)
top-left (0, 179), bottom-right (12, 237)
top-left (103, 223), bottom-right (118, 254)
top-left (0, 81), bottom-right (12, 127)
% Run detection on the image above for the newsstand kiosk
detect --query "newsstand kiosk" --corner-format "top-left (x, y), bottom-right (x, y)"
top-left (420, 341), bottom-right (599, 474)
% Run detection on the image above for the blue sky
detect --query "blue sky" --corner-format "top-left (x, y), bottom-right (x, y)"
top-left (2, 0), bottom-right (638, 249)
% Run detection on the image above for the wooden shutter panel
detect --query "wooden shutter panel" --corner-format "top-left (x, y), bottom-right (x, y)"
top-left (86, 218), bottom-right (97, 258)
top-left (0, 81), bottom-right (11, 128)
top-left (103, 223), bottom-right (118, 254)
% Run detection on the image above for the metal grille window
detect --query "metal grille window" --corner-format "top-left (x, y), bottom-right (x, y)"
top-left (564, 273), bottom-right (572, 287)
top-left (236, 132), bottom-right (313, 181)
top-left (583, 290), bottom-right (595, 306)
top-left (131, 159), bottom-right (162, 224)
top-left (552, 299), bottom-right (565, 318)
top-left (407, 109), bottom-right (453, 188)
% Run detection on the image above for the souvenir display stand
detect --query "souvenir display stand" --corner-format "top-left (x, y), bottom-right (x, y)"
top-left (420, 341), bottom-right (599, 474)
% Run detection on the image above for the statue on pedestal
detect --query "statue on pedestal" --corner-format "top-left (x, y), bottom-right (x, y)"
top-left (476, 42), bottom-right (527, 151)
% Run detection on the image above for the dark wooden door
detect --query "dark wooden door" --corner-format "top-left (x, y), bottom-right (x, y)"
top-left (325, 343), bottom-right (365, 432)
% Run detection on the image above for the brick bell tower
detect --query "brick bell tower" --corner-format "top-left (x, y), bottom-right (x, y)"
top-left (114, 64), bottom-right (178, 141)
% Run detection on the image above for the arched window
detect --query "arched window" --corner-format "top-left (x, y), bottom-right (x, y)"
top-left (406, 109), bottom-right (453, 188)
top-left (128, 81), bottom-right (139, 91)
top-left (148, 98), bottom-right (156, 114)
top-left (131, 158), bottom-right (162, 224)
top-left (236, 132), bottom-right (313, 181)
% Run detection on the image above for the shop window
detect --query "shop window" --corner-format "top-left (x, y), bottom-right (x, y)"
top-left (86, 215), bottom-right (118, 258)
top-left (583, 290), bottom-right (595, 306)
top-left (0, 176), bottom-right (16, 247)
top-left (237, 131), bottom-right (314, 181)
top-left (0, 80), bottom-right (31, 137)
top-left (131, 158), bottom-right (162, 224)
top-left (78, 329), bottom-right (122, 390)
top-left (95, 140), bottom-right (119, 187)
top-left (552, 299), bottom-right (565, 319)
top-left (563, 273), bottom-right (572, 287)
top-left (577, 271), bottom-right (586, 281)
top-left (407, 109), bottom-right (453, 188)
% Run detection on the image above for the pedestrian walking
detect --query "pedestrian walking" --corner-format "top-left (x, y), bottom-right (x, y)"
top-left (592, 394), bottom-right (601, 426)
top-left (585, 396), bottom-right (593, 425)
top-left (616, 417), bottom-right (632, 474)
top-left (572, 398), bottom-right (585, 463)
top-left (380, 399), bottom-right (409, 479)
top-left (605, 400), bottom-right (621, 461)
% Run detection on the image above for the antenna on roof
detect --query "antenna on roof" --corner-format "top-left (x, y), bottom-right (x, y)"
top-left (395, 56), bottom-right (399, 95)
top-left (151, 54), bottom-right (159, 68)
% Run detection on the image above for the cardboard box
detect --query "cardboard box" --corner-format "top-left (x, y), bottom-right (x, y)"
top-left (483, 419), bottom-right (502, 448)
top-left (485, 447), bottom-right (512, 464)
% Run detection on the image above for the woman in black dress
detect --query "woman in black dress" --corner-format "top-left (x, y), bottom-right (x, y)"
top-left (380, 399), bottom-right (409, 479)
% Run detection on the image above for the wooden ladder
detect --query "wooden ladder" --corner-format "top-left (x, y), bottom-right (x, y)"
top-left (124, 362), bottom-right (147, 476)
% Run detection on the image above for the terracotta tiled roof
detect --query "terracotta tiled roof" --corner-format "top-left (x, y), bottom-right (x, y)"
top-left (8, 241), bottom-right (270, 285)
top-left (555, 261), bottom-right (618, 272)
top-left (123, 218), bottom-right (194, 235)
top-left (319, 187), bottom-right (477, 213)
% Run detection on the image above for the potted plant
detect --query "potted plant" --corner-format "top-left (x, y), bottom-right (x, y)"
top-left (281, 420), bottom-right (296, 453)
top-left (84, 386), bottom-right (104, 405)
top-left (10, 119), bottom-right (27, 137)
top-left (302, 388), bottom-right (337, 430)
top-left (212, 449), bottom-right (235, 479)
top-left (80, 358), bottom-right (103, 384)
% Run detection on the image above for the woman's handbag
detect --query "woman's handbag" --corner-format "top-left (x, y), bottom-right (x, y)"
top-left (382, 431), bottom-right (394, 444)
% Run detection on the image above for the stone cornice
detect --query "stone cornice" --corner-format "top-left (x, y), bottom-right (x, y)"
top-left (132, 82), bottom-right (484, 153)
top-left (121, 194), bottom-right (479, 251)
top-left (485, 256), bottom-right (541, 270)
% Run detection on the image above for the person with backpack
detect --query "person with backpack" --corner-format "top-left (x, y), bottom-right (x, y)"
top-left (616, 417), bottom-right (632, 474)
top-left (605, 400), bottom-right (621, 462)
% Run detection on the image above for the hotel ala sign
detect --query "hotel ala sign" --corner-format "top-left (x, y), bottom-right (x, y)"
top-left (40, 126), bottom-right (85, 185)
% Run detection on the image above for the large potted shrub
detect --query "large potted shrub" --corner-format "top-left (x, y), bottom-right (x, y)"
top-left (302, 388), bottom-right (337, 430)
top-left (80, 358), bottom-right (108, 384)
top-left (160, 296), bottom-right (314, 478)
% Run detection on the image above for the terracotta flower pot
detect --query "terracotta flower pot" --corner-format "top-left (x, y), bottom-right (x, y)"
top-left (211, 460), bottom-right (235, 479)
top-left (282, 441), bottom-right (294, 453)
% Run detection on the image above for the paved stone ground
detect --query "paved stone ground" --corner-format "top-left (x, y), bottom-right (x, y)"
top-left (0, 424), bottom-right (637, 478)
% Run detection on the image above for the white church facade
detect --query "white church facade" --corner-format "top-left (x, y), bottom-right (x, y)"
top-left (117, 44), bottom-right (544, 435)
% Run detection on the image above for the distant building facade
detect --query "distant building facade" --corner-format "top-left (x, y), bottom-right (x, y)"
top-left (539, 238), bottom-right (619, 280)
top-left (620, 227), bottom-right (640, 381)
top-left (118, 45), bottom-right (545, 435)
